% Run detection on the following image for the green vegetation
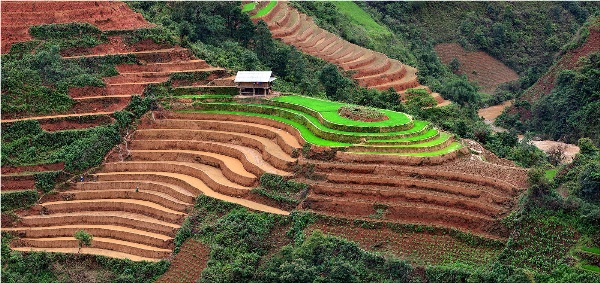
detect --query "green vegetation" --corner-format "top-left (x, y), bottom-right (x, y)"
top-left (252, 173), bottom-right (308, 208)
top-left (367, 2), bottom-right (598, 89)
top-left (546, 169), bottom-right (558, 180)
top-left (582, 247), bottom-right (600, 255)
top-left (241, 2), bottom-right (256, 13)
top-left (272, 95), bottom-right (411, 127)
top-left (331, 1), bottom-right (392, 38)
top-left (1, 233), bottom-right (169, 283)
top-left (2, 42), bottom-right (137, 118)
top-left (29, 22), bottom-right (107, 50)
top-left (0, 190), bottom-right (38, 212)
top-left (499, 52), bottom-right (600, 145)
top-left (1, 96), bottom-right (153, 186)
top-left (251, 1), bottom-right (277, 19)
top-left (74, 229), bottom-right (93, 253)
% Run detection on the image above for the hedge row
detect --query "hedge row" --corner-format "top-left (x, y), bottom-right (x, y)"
top-left (29, 22), bottom-right (107, 49)
top-left (1, 190), bottom-right (38, 212)
top-left (34, 171), bottom-right (65, 193)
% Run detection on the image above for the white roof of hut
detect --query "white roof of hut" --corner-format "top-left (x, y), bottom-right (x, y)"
top-left (234, 71), bottom-right (276, 83)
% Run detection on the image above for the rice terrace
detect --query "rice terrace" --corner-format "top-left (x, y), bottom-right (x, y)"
top-left (1, 1), bottom-right (599, 282)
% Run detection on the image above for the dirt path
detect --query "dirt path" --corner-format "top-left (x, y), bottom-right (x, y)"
top-left (1, 112), bottom-right (114, 123)
top-left (479, 101), bottom-right (580, 163)
top-left (10, 247), bottom-right (160, 262)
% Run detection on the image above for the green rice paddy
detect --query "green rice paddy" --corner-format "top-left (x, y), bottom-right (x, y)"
top-left (242, 2), bottom-right (256, 13)
top-left (182, 94), bottom-right (462, 155)
top-left (251, 1), bottom-right (277, 18)
top-left (272, 95), bottom-right (411, 127)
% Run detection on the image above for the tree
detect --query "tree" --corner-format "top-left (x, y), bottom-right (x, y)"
top-left (440, 78), bottom-right (481, 106)
top-left (579, 163), bottom-right (600, 202)
top-left (449, 57), bottom-right (461, 73)
top-left (319, 64), bottom-right (351, 101)
top-left (74, 229), bottom-right (93, 253)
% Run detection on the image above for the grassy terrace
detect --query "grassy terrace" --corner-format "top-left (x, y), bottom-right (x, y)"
top-left (174, 94), bottom-right (233, 99)
top-left (251, 1), bottom-right (277, 19)
top-left (331, 1), bottom-right (393, 38)
top-left (350, 142), bottom-right (464, 157)
top-left (178, 94), bottom-right (463, 155)
top-left (180, 110), bottom-right (351, 147)
top-left (183, 95), bottom-right (462, 155)
top-left (241, 2), bottom-right (256, 13)
top-left (193, 102), bottom-right (430, 141)
top-left (272, 95), bottom-right (411, 128)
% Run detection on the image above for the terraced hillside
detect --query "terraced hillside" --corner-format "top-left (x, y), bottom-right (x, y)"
top-left (3, 1), bottom-right (528, 264)
top-left (1, 1), bottom-right (151, 53)
top-left (248, 1), bottom-right (450, 106)
top-left (185, 95), bottom-right (528, 239)
top-left (1, 1), bottom-right (236, 261)
top-left (435, 43), bottom-right (519, 94)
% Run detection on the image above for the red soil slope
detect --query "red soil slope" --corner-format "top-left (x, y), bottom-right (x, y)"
top-left (435, 43), bottom-right (519, 94)
top-left (1, 2), bottom-right (231, 123)
top-left (253, 2), bottom-right (449, 106)
top-left (522, 19), bottom-right (599, 102)
top-left (1, 1), bottom-right (152, 53)
top-left (155, 239), bottom-right (210, 283)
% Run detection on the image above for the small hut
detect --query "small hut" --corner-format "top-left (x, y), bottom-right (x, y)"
top-left (234, 71), bottom-right (276, 96)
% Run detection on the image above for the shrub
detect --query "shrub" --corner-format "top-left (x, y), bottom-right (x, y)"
top-left (34, 171), bottom-right (63, 193)
top-left (74, 229), bottom-right (93, 253)
top-left (0, 190), bottom-right (38, 212)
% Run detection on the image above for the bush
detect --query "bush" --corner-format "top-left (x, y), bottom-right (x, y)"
top-left (34, 171), bottom-right (63, 193)
top-left (30, 23), bottom-right (102, 40)
top-left (579, 163), bottom-right (600, 202)
top-left (1, 190), bottom-right (38, 212)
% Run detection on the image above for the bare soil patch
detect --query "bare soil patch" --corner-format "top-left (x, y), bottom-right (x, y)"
top-left (435, 43), bottom-right (519, 94)
top-left (1, 163), bottom-right (65, 174)
top-left (309, 223), bottom-right (502, 266)
top-left (155, 239), bottom-right (209, 283)
top-left (530, 140), bottom-right (580, 163)
top-left (40, 115), bottom-right (114, 131)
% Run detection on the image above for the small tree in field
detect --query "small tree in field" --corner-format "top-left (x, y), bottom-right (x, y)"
top-left (74, 229), bottom-right (93, 253)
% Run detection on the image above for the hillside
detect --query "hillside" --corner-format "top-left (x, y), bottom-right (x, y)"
top-left (498, 16), bottom-right (600, 144)
top-left (1, 2), bottom-right (599, 283)
top-left (434, 43), bottom-right (519, 94)
top-left (246, 1), bottom-right (449, 106)
top-left (367, 2), bottom-right (599, 87)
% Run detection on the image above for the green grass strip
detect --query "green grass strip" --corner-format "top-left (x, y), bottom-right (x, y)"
top-left (242, 2), bottom-right (256, 13)
top-left (351, 142), bottom-right (463, 157)
top-left (331, 1), bottom-right (392, 38)
top-left (582, 247), bottom-right (600, 255)
top-left (251, 0), bottom-right (277, 18)
top-left (581, 264), bottom-right (600, 273)
top-left (365, 132), bottom-right (452, 149)
top-left (272, 95), bottom-right (411, 127)
top-left (179, 110), bottom-right (351, 147)
top-left (367, 128), bottom-right (438, 143)
top-left (545, 169), bottom-right (558, 180)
